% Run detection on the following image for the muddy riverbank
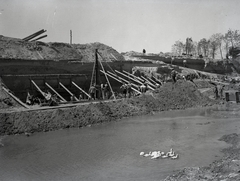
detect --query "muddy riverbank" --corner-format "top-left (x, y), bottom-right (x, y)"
top-left (163, 104), bottom-right (240, 181)
top-left (0, 80), bottom-right (218, 135)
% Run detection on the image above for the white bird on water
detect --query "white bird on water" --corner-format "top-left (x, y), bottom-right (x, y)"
top-left (150, 151), bottom-right (161, 159)
top-left (171, 154), bottom-right (179, 159)
top-left (144, 151), bottom-right (152, 157)
top-left (140, 152), bottom-right (145, 156)
top-left (161, 154), bottom-right (169, 158)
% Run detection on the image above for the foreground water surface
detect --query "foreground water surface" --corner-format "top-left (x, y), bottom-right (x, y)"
top-left (1, 105), bottom-right (240, 181)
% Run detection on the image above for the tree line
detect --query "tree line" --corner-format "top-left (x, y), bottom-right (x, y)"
top-left (171, 29), bottom-right (240, 59)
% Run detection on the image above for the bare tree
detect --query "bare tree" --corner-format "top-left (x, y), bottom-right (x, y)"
top-left (186, 38), bottom-right (193, 55)
top-left (209, 33), bottom-right (223, 59)
top-left (225, 29), bottom-right (240, 48)
top-left (198, 38), bottom-right (210, 57)
top-left (172, 40), bottom-right (185, 55)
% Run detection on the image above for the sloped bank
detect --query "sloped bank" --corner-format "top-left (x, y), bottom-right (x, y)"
top-left (163, 133), bottom-right (240, 181)
top-left (0, 81), bottom-right (218, 135)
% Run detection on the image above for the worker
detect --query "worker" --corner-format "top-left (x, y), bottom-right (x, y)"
top-left (170, 68), bottom-right (177, 83)
top-left (50, 94), bottom-right (59, 106)
top-left (214, 85), bottom-right (219, 99)
top-left (26, 92), bottom-right (33, 105)
top-left (79, 93), bottom-right (83, 100)
top-left (89, 84), bottom-right (96, 100)
top-left (127, 82), bottom-right (132, 98)
top-left (183, 60), bottom-right (187, 67)
top-left (100, 83), bottom-right (105, 99)
top-left (120, 83), bottom-right (127, 98)
top-left (44, 90), bottom-right (52, 101)
top-left (219, 85), bottom-right (225, 99)
top-left (140, 84), bottom-right (147, 93)
top-left (104, 83), bottom-right (110, 99)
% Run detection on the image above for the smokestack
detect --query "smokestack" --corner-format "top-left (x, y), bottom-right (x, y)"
top-left (70, 30), bottom-right (72, 44)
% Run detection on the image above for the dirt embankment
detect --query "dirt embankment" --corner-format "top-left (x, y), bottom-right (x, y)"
top-left (0, 35), bottom-right (124, 62)
top-left (0, 80), bottom-right (218, 135)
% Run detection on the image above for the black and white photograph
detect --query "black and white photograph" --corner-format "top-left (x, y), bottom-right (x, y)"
top-left (1, 0), bottom-right (240, 180)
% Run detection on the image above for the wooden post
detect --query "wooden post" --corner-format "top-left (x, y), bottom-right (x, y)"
top-left (97, 54), bottom-right (116, 100)
top-left (95, 49), bottom-right (100, 99)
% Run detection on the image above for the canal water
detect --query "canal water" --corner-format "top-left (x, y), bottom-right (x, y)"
top-left (1, 105), bottom-right (240, 181)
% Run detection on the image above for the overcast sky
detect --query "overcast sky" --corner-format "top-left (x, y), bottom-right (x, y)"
top-left (0, 0), bottom-right (240, 53)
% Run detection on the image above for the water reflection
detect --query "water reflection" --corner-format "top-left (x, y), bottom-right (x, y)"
top-left (0, 106), bottom-right (239, 181)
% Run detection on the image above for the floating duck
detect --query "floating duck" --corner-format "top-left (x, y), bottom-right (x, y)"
top-left (151, 151), bottom-right (161, 159)
top-left (151, 151), bottom-right (158, 156)
top-left (140, 152), bottom-right (145, 156)
top-left (144, 151), bottom-right (152, 157)
top-left (151, 155), bottom-right (160, 159)
top-left (169, 152), bottom-right (175, 157)
top-left (171, 154), bottom-right (179, 159)
top-left (161, 154), bottom-right (169, 158)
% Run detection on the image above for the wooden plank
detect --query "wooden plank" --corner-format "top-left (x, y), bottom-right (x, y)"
top-left (100, 70), bottom-right (141, 94)
top-left (31, 80), bottom-right (45, 97)
top-left (123, 70), bottom-right (145, 82)
top-left (140, 76), bottom-right (155, 90)
top-left (59, 82), bottom-right (79, 101)
top-left (72, 81), bottom-right (91, 99)
top-left (107, 71), bottom-right (139, 89)
top-left (115, 70), bottom-right (142, 85)
top-left (45, 82), bottom-right (67, 102)
top-left (2, 87), bottom-right (30, 109)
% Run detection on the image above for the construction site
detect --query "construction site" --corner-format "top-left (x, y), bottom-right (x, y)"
top-left (1, 30), bottom-right (240, 181)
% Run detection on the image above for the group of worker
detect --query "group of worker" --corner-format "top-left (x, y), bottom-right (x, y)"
top-left (26, 90), bottom-right (60, 106)
top-left (26, 92), bottom-right (41, 105)
top-left (120, 82), bottom-right (133, 98)
top-left (88, 83), bottom-right (111, 100)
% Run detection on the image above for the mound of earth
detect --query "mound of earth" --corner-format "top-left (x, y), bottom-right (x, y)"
top-left (0, 80), bottom-right (218, 135)
top-left (0, 35), bottom-right (124, 62)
